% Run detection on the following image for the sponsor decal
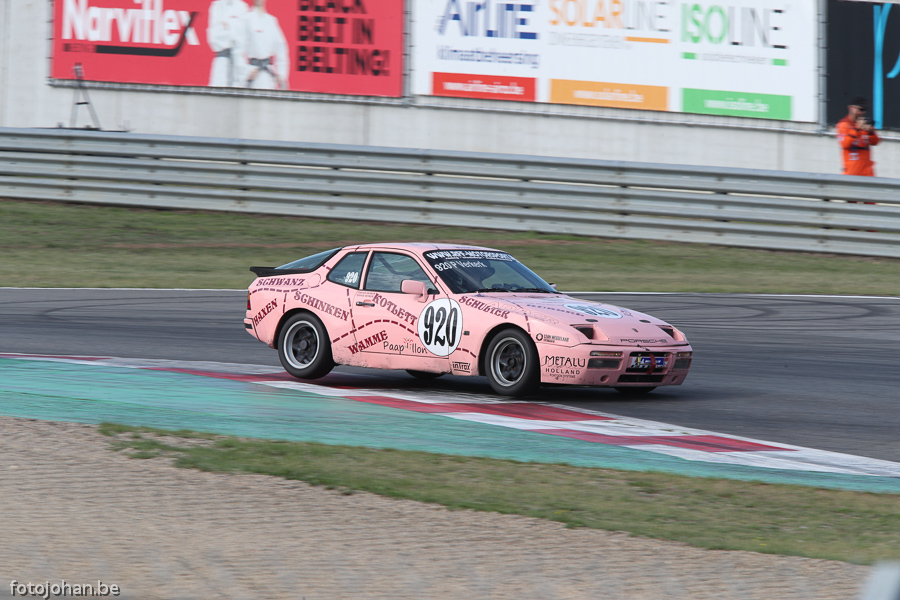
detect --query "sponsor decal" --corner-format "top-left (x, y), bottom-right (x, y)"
top-left (452, 361), bottom-right (471, 372)
top-left (458, 296), bottom-right (511, 319)
top-left (424, 250), bottom-right (515, 261)
top-left (564, 304), bottom-right (623, 319)
top-left (417, 298), bottom-right (464, 356)
top-left (550, 80), bottom-right (669, 110)
top-left (259, 277), bottom-right (306, 287)
top-left (370, 293), bottom-right (418, 325)
top-left (433, 259), bottom-right (488, 271)
top-left (543, 355), bottom-right (587, 368)
top-left (252, 298), bottom-right (278, 326)
top-left (432, 72), bottom-right (536, 101)
top-left (437, 0), bottom-right (538, 40)
top-left (535, 333), bottom-right (569, 343)
top-left (542, 354), bottom-right (584, 378)
top-left (61, 0), bottom-right (200, 53)
top-left (294, 291), bottom-right (350, 321)
top-left (349, 330), bottom-right (388, 354)
top-left (620, 338), bottom-right (668, 344)
top-left (383, 337), bottom-right (430, 355)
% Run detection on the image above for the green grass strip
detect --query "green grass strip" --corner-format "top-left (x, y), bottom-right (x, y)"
top-left (101, 423), bottom-right (900, 565)
top-left (2, 199), bottom-right (900, 295)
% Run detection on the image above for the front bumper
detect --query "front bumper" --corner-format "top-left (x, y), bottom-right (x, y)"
top-left (539, 344), bottom-right (692, 387)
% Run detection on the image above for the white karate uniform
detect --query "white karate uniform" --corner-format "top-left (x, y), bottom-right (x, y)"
top-left (241, 9), bottom-right (289, 90)
top-left (207, 0), bottom-right (249, 87)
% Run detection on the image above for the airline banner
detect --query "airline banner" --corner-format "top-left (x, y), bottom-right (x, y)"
top-left (411, 0), bottom-right (818, 121)
top-left (52, 0), bottom-right (404, 97)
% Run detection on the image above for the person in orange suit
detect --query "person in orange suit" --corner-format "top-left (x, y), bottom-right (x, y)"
top-left (836, 96), bottom-right (880, 176)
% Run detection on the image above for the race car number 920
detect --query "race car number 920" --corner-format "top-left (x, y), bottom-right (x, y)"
top-left (417, 299), bottom-right (463, 356)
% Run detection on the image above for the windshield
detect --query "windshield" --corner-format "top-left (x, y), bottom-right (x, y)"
top-left (423, 249), bottom-right (555, 294)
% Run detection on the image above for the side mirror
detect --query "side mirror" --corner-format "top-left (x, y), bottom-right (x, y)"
top-left (401, 279), bottom-right (429, 302)
top-left (549, 283), bottom-right (558, 290)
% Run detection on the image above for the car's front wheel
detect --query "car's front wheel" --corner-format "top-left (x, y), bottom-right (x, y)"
top-left (485, 328), bottom-right (540, 397)
top-left (278, 313), bottom-right (334, 379)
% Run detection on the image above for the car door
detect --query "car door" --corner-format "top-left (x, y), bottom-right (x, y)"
top-left (349, 251), bottom-right (452, 373)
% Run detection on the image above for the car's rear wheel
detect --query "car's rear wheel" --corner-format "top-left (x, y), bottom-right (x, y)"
top-left (278, 313), bottom-right (334, 379)
top-left (485, 328), bottom-right (539, 397)
top-left (614, 386), bottom-right (657, 395)
top-left (406, 370), bottom-right (443, 380)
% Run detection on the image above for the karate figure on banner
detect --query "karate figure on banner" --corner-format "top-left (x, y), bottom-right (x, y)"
top-left (242, 0), bottom-right (289, 90)
top-left (207, 0), bottom-right (250, 87)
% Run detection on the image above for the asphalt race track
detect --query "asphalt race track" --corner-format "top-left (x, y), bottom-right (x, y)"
top-left (2, 288), bottom-right (899, 463)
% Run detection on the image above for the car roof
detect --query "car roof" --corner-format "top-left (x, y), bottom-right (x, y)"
top-left (342, 242), bottom-right (503, 253)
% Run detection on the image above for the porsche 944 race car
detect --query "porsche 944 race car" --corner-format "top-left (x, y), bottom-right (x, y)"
top-left (244, 243), bottom-right (692, 396)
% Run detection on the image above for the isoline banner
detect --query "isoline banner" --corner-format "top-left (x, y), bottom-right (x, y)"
top-left (52, 0), bottom-right (404, 97)
top-left (411, 0), bottom-right (818, 121)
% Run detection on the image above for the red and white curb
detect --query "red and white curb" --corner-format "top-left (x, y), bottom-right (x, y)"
top-left (5, 353), bottom-right (900, 479)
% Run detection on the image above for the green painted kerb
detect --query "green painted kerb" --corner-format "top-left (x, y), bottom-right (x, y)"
top-left (682, 88), bottom-right (792, 120)
top-left (2, 358), bottom-right (899, 493)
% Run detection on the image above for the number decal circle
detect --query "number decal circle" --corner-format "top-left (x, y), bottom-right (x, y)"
top-left (564, 304), bottom-right (623, 319)
top-left (417, 298), bottom-right (463, 357)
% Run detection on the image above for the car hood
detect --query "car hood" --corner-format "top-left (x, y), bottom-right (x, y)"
top-left (460, 293), bottom-right (687, 347)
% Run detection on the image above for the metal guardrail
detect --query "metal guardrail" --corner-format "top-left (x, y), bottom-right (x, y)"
top-left (1, 127), bottom-right (899, 257)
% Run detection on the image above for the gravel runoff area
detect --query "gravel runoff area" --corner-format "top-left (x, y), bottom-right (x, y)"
top-left (0, 416), bottom-right (871, 600)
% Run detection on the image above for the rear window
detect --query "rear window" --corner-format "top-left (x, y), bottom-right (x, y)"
top-left (277, 248), bottom-right (340, 271)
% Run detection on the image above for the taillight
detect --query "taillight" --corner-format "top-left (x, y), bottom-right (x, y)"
top-left (247, 292), bottom-right (251, 311)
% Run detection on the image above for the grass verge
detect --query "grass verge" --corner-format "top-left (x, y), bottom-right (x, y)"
top-left (100, 423), bottom-right (900, 565)
top-left (3, 199), bottom-right (900, 294)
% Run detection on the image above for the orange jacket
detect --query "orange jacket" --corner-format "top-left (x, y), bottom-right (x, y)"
top-left (836, 116), bottom-right (880, 176)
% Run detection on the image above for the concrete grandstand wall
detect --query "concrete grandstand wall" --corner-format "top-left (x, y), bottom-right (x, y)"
top-left (5, 1), bottom-right (899, 179)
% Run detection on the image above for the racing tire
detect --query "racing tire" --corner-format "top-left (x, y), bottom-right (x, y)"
top-left (406, 370), bottom-right (444, 380)
top-left (278, 313), bottom-right (334, 380)
top-left (485, 328), bottom-right (540, 397)
top-left (614, 386), bottom-right (657, 395)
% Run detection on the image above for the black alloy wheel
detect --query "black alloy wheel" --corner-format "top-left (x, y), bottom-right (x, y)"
top-left (277, 313), bottom-right (334, 379)
top-left (485, 328), bottom-right (540, 397)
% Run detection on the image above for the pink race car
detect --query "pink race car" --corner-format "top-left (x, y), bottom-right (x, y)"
top-left (245, 243), bottom-right (692, 396)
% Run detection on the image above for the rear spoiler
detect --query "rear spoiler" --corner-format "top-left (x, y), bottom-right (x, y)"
top-left (249, 266), bottom-right (315, 277)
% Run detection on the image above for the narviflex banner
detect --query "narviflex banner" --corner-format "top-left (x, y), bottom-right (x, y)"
top-left (53, 0), bottom-right (404, 97)
top-left (411, 0), bottom-right (818, 121)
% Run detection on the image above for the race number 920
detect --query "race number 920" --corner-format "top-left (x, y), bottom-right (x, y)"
top-left (417, 298), bottom-right (463, 356)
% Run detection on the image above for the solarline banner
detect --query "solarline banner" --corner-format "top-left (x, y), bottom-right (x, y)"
top-left (52, 0), bottom-right (404, 97)
top-left (411, 0), bottom-right (818, 121)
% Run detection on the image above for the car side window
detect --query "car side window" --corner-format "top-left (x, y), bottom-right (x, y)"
top-left (326, 252), bottom-right (368, 289)
top-left (364, 252), bottom-right (432, 293)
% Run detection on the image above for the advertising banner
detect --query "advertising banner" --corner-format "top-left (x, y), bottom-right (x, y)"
top-left (411, 0), bottom-right (818, 121)
top-left (826, 0), bottom-right (900, 130)
top-left (52, 0), bottom-right (404, 97)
